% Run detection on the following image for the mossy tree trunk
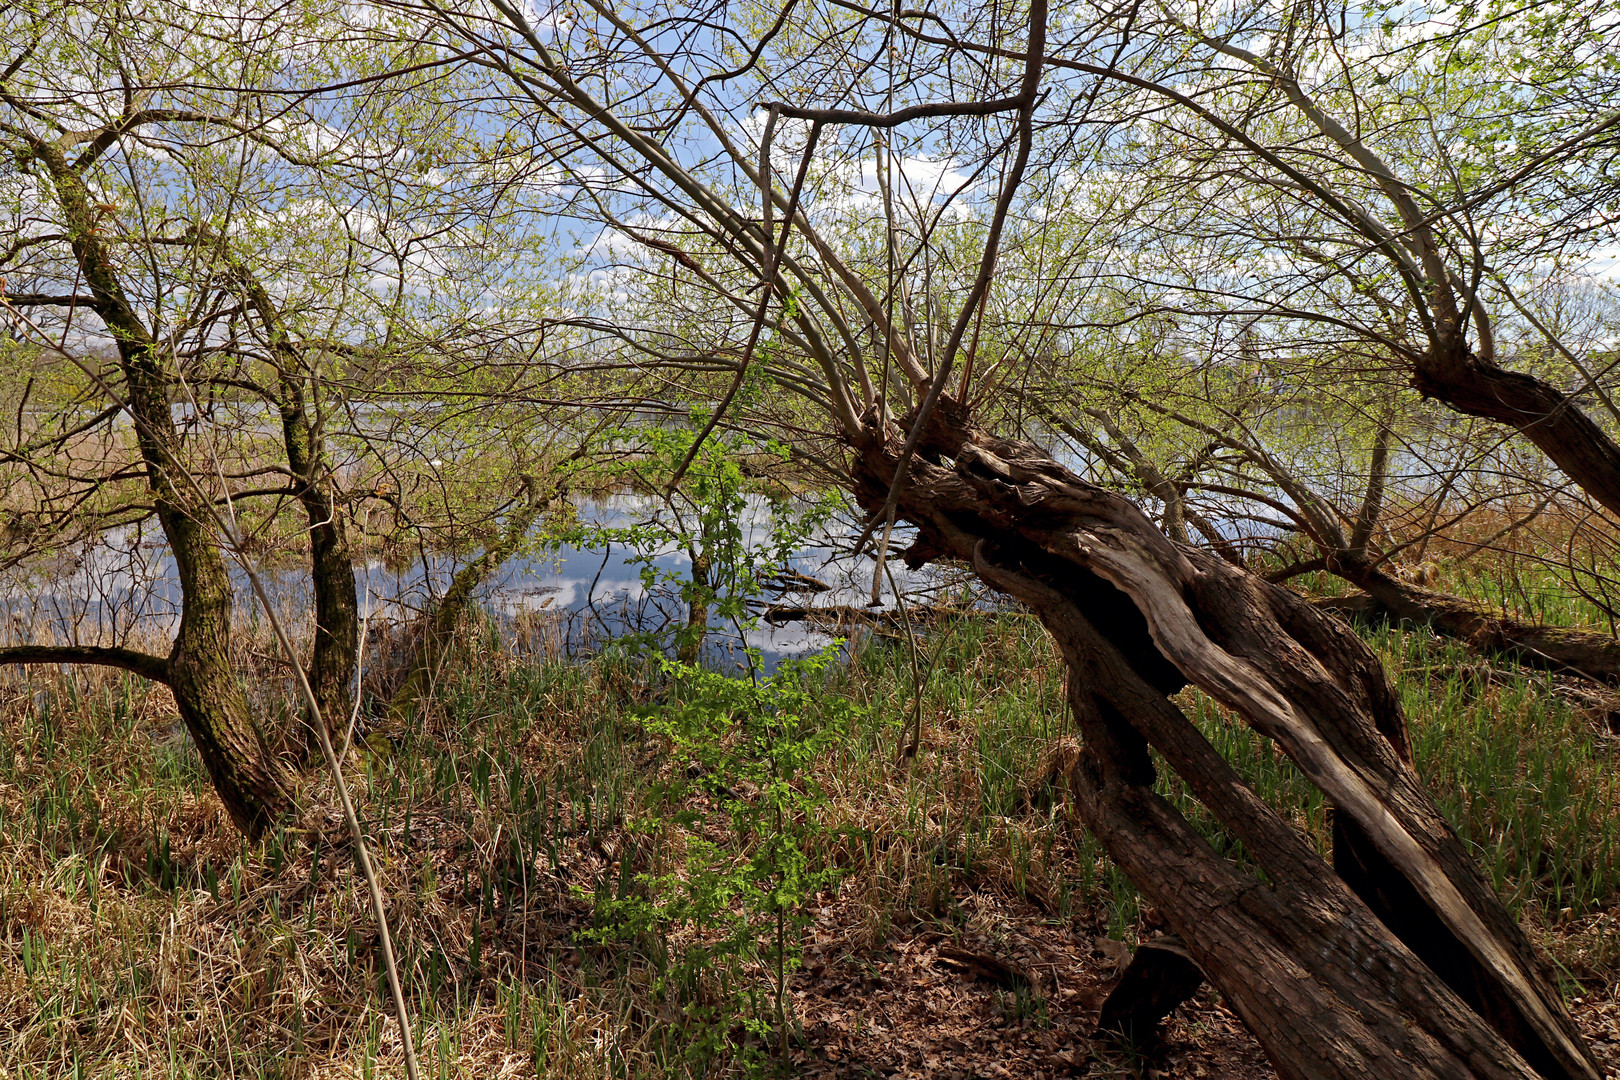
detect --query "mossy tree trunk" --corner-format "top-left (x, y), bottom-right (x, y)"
top-left (279, 377), bottom-right (360, 754)
top-left (230, 261), bottom-right (361, 757)
top-left (678, 543), bottom-right (712, 666)
top-left (15, 137), bottom-right (295, 836)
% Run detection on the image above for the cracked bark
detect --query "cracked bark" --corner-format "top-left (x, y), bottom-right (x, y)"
top-left (850, 397), bottom-right (1599, 1080)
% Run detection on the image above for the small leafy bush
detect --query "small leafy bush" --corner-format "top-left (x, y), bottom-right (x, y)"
top-left (587, 648), bottom-right (856, 1073)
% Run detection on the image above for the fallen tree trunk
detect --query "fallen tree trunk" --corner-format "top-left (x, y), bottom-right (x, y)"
top-left (852, 399), bottom-right (1599, 1080)
top-left (1318, 553), bottom-right (1620, 683)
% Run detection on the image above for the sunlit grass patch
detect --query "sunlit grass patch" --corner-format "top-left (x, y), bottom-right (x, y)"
top-left (1, 609), bottom-right (1616, 1076)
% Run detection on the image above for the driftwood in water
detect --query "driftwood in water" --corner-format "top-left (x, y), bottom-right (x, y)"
top-left (851, 398), bottom-right (1599, 1080)
top-left (761, 600), bottom-right (969, 631)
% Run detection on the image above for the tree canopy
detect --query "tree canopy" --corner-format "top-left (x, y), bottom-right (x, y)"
top-left (3, 1), bottom-right (1619, 1076)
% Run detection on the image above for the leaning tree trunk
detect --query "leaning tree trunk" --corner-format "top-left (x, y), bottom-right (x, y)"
top-left (36, 141), bottom-right (293, 836)
top-left (1326, 417), bottom-right (1620, 682)
top-left (390, 473), bottom-right (556, 717)
top-left (852, 399), bottom-right (1599, 1080)
top-left (162, 503), bottom-right (295, 836)
top-left (1413, 347), bottom-right (1620, 523)
top-left (106, 329), bottom-right (295, 837)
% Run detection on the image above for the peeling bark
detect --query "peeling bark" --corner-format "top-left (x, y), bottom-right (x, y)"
top-left (850, 398), bottom-right (1599, 1080)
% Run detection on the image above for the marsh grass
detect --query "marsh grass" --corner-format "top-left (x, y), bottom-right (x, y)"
top-left (1, 608), bottom-right (1616, 1077)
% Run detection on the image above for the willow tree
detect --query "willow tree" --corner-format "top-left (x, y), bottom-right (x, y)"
top-left (0, 1), bottom-right (356, 831)
top-left (1022, 360), bottom-right (1620, 680)
top-left (0, 0), bottom-right (580, 833)
top-left (1125, 0), bottom-right (1620, 517)
top-left (391, 0), bottom-right (1605, 1074)
top-left (1007, 0), bottom-right (1620, 642)
top-left (828, 0), bottom-right (1620, 681)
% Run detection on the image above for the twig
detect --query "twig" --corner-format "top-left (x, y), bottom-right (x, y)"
top-left (882, 558), bottom-right (924, 760)
top-left (341, 560), bottom-right (375, 763)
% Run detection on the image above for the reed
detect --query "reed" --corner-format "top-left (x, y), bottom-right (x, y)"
top-left (0, 607), bottom-right (1614, 1076)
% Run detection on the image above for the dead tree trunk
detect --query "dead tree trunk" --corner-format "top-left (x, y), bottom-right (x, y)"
top-left (852, 399), bottom-right (1599, 1080)
top-left (1329, 419), bottom-right (1620, 682)
top-left (1325, 553), bottom-right (1620, 683)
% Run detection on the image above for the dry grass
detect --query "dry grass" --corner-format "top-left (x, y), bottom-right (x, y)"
top-left (0, 612), bottom-right (1616, 1078)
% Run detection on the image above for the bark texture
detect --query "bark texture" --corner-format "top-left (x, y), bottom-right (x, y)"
top-left (852, 399), bottom-right (1599, 1080)
top-left (280, 379), bottom-right (360, 754)
top-left (678, 544), bottom-right (712, 666)
top-left (232, 261), bottom-right (361, 754)
top-left (164, 514), bottom-right (293, 836)
top-left (33, 140), bottom-right (293, 836)
top-left (1327, 552), bottom-right (1620, 682)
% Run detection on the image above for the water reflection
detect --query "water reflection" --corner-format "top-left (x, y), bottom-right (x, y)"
top-left (1, 494), bottom-right (966, 673)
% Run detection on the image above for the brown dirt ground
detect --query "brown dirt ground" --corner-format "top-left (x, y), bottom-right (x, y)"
top-left (789, 887), bottom-right (1271, 1079)
top-left (785, 888), bottom-right (1620, 1079)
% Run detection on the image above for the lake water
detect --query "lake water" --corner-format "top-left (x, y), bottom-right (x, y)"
top-left (0, 493), bottom-right (970, 675)
top-left (3, 416), bottom-right (1490, 678)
